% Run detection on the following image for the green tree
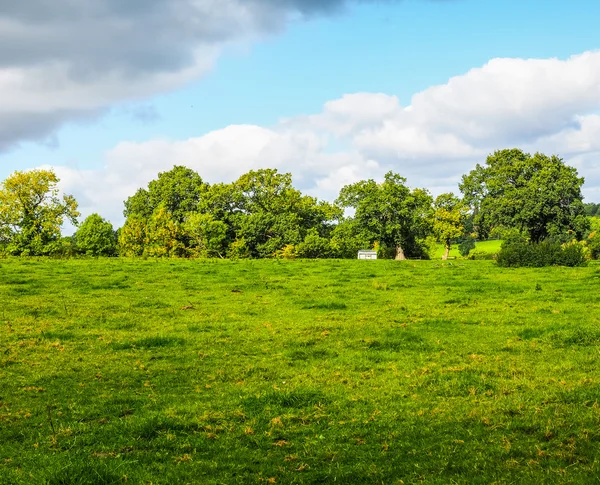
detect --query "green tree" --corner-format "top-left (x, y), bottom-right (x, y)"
top-left (460, 149), bottom-right (589, 242)
top-left (296, 228), bottom-right (332, 258)
top-left (336, 172), bottom-right (432, 260)
top-left (0, 169), bottom-right (79, 255)
top-left (584, 202), bottom-right (599, 217)
top-left (432, 193), bottom-right (468, 260)
top-left (124, 166), bottom-right (206, 223)
top-left (144, 205), bottom-right (184, 257)
top-left (74, 214), bottom-right (117, 256)
top-left (329, 218), bottom-right (372, 259)
top-left (118, 214), bottom-right (147, 257)
top-left (182, 213), bottom-right (228, 258)
top-left (203, 169), bottom-right (340, 258)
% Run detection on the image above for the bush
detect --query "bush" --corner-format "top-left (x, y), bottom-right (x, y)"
top-left (467, 249), bottom-right (496, 261)
top-left (458, 237), bottom-right (476, 257)
top-left (497, 239), bottom-right (587, 267)
top-left (296, 229), bottom-right (331, 258)
top-left (587, 231), bottom-right (600, 259)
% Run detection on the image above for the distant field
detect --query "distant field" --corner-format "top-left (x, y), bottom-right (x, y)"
top-left (1, 258), bottom-right (600, 484)
top-left (432, 239), bottom-right (503, 259)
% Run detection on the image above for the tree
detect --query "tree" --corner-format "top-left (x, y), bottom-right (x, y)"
top-left (296, 228), bottom-right (332, 258)
top-left (182, 213), bottom-right (228, 258)
top-left (74, 214), bottom-right (117, 256)
top-left (124, 166), bottom-right (206, 223)
top-left (0, 169), bottom-right (79, 255)
top-left (118, 214), bottom-right (147, 257)
top-left (432, 193), bottom-right (468, 260)
top-left (204, 169), bottom-right (340, 258)
top-left (336, 172), bottom-right (432, 260)
top-left (584, 202), bottom-right (600, 217)
top-left (460, 149), bottom-right (589, 243)
top-left (144, 205), bottom-right (184, 257)
top-left (329, 218), bottom-right (373, 259)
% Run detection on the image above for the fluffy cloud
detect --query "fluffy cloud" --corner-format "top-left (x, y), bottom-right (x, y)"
top-left (47, 51), bottom-right (600, 228)
top-left (0, 0), bottom-right (424, 151)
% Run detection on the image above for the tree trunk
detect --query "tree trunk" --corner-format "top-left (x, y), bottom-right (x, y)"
top-left (395, 245), bottom-right (406, 260)
top-left (442, 241), bottom-right (450, 260)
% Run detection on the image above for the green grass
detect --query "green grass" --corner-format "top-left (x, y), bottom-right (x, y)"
top-left (433, 239), bottom-right (502, 259)
top-left (1, 258), bottom-right (600, 484)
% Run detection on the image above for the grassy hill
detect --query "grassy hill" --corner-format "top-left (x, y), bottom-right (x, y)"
top-left (1, 258), bottom-right (599, 483)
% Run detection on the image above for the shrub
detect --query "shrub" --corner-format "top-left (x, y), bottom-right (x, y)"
top-left (497, 239), bottom-right (587, 267)
top-left (296, 229), bottom-right (331, 258)
top-left (274, 244), bottom-right (297, 260)
top-left (227, 238), bottom-right (250, 259)
top-left (587, 231), bottom-right (600, 259)
top-left (458, 237), bottom-right (476, 257)
top-left (467, 249), bottom-right (496, 261)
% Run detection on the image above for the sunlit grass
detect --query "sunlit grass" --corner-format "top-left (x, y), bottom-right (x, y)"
top-left (1, 257), bottom-right (600, 484)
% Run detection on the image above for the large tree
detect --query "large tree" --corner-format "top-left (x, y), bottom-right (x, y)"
top-left (0, 169), bottom-right (79, 255)
top-left (124, 166), bottom-right (206, 223)
top-left (200, 169), bottom-right (340, 258)
top-left (336, 172), bottom-right (432, 260)
top-left (460, 149), bottom-right (589, 242)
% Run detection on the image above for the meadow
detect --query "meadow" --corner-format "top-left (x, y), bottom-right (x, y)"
top-left (1, 257), bottom-right (600, 484)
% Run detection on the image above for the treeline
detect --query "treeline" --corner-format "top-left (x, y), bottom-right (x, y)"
top-left (1, 149), bottom-right (599, 260)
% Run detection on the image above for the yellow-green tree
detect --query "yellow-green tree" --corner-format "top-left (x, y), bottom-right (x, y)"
top-left (182, 213), bottom-right (227, 258)
top-left (432, 193), bottom-right (468, 260)
top-left (144, 205), bottom-right (184, 257)
top-left (0, 169), bottom-right (79, 255)
top-left (118, 214), bottom-right (147, 256)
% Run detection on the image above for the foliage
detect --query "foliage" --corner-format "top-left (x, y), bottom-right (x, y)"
top-left (584, 202), bottom-right (600, 217)
top-left (460, 149), bottom-right (589, 242)
top-left (432, 193), bottom-right (468, 259)
top-left (458, 236), bottom-right (476, 257)
top-left (273, 244), bottom-right (297, 259)
top-left (496, 239), bottom-right (587, 267)
top-left (586, 231), bottom-right (600, 259)
top-left (74, 213), bottom-right (117, 256)
top-left (117, 214), bottom-right (146, 257)
top-left (329, 219), bottom-right (372, 259)
top-left (227, 237), bottom-right (250, 259)
top-left (0, 169), bottom-right (79, 255)
top-left (144, 205), bottom-right (185, 257)
top-left (336, 172), bottom-right (432, 259)
top-left (225, 169), bottom-right (340, 258)
top-left (124, 165), bottom-right (206, 223)
top-left (467, 249), bottom-right (496, 260)
top-left (296, 228), bottom-right (332, 258)
top-left (183, 212), bottom-right (228, 258)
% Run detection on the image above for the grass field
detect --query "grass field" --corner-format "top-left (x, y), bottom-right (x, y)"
top-left (1, 258), bottom-right (600, 484)
top-left (432, 239), bottom-right (503, 259)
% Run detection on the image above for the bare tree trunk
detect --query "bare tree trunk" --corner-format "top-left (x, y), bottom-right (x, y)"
top-left (395, 245), bottom-right (406, 260)
top-left (442, 241), bottom-right (450, 260)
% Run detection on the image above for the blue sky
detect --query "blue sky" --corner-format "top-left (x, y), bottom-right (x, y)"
top-left (1, 0), bottom-right (600, 224)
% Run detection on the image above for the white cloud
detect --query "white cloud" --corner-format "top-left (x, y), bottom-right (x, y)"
top-left (46, 51), bottom-right (600, 230)
top-left (0, 0), bottom-right (419, 151)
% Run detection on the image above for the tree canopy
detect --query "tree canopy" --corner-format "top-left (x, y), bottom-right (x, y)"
top-left (1, 150), bottom-right (597, 260)
top-left (0, 169), bottom-right (79, 255)
top-left (74, 213), bottom-right (116, 256)
top-left (460, 149), bottom-right (589, 242)
top-left (337, 172), bottom-right (432, 259)
top-left (124, 165), bottom-right (206, 223)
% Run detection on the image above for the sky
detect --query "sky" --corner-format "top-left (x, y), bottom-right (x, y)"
top-left (1, 0), bottom-right (600, 228)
